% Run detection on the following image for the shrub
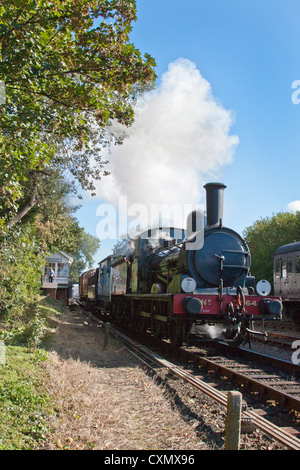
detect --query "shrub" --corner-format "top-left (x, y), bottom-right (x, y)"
top-left (0, 226), bottom-right (46, 322)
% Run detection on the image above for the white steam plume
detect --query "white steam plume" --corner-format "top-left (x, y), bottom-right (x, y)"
top-left (287, 200), bottom-right (300, 213)
top-left (93, 58), bottom-right (238, 228)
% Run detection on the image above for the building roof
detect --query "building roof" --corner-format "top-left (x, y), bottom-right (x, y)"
top-left (274, 241), bottom-right (300, 256)
top-left (46, 250), bottom-right (74, 264)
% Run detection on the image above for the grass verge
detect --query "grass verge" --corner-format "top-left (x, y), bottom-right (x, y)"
top-left (0, 296), bottom-right (66, 450)
top-left (0, 346), bottom-right (54, 449)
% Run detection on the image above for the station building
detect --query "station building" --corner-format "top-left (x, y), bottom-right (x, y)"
top-left (42, 250), bottom-right (74, 303)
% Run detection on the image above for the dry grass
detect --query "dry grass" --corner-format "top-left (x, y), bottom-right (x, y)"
top-left (42, 308), bottom-right (209, 450)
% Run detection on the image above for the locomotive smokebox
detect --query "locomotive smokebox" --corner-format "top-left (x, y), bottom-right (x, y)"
top-left (204, 182), bottom-right (226, 227)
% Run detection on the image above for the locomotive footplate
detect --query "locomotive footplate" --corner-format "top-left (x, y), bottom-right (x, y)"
top-left (123, 292), bottom-right (282, 347)
top-left (172, 293), bottom-right (282, 318)
top-left (174, 291), bottom-right (281, 346)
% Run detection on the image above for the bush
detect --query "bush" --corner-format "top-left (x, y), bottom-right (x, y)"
top-left (0, 226), bottom-right (46, 322)
top-left (0, 296), bottom-right (66, 350)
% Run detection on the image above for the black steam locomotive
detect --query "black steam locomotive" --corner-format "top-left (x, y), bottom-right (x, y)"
top-left (80, 183), bottom-right (282, 346)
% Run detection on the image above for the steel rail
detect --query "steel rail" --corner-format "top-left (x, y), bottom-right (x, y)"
top-left (80, 307), bottom-right (300, 450)
top-left (181, 351), bottom-right (300, 412)
top-left (110, 327), bottom-right (300, 450)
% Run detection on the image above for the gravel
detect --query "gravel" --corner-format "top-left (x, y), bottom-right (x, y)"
top-left (42, 307), bottom-right (289, 450)
top-left (243, 335), bottom-right (299, 363)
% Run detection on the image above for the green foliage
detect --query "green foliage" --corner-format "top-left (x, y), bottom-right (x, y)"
top-left (0, 295), bottom-right (61, 350)
top-left (243, 211), bottom-right (300, 285)
top-left (69, 231), bottom-right (100, 282)
top-left (32, 176), bottom-right (100, 280)
top-left (0, 345), bottom-right (54, 449)
top-left (0, 0), bottom-right (156, 225)
top-left (0, 177), bottom-right (99, 327)
top-left (0, 0), bottom-right (154, 338)
top-left (0, 3), bottom-right (153, 447)
top-left (0, 225), bottom-right (46, 320)
top-left (0, 297), bottom-right (66, 449)
top-left (7, 309), bottom-right (49, 350)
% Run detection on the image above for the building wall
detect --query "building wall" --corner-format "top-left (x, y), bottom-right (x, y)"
top-left (42, 251), bottom-right (73, 304)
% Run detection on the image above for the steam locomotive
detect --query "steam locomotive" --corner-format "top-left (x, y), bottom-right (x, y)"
top-left (79, 183), bottom-right (282, 346)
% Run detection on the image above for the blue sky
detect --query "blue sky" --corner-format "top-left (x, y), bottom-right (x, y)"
top-left (75, 0), bottom-right (300, 266)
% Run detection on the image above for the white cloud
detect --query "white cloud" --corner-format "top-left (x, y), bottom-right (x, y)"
top-left (287, 200), bottom-right (300, 213)
top-left (92, 58), bottom-right (238, 228)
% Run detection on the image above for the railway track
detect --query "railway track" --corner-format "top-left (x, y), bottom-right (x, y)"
top-left (256, 333), bottom-right (299, 349)
top-left (255, 320), bottom-right (299, 331)
top-left (110, 327), bottom-right (300, 450)
top-left (252, 320), bottom-right (300, 349)
top-left (132, 327), bottom-right (300, 415)
top-left (78, 303), bottom-right (300, 449)
top-left (181, 345), bottom-right (300, 412)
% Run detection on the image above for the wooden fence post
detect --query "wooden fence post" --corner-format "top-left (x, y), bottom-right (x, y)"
top-left (225, 391), bottom-right (242, 450)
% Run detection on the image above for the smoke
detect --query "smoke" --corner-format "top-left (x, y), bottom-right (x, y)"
top-left (287, 200), bottom-right (300, 213)
top-left (93, 58), bottom-right (238, 228)
top-left (200, 324), bottom-right (226, 339)
top-left (190, 322), bottom-right (227, 339)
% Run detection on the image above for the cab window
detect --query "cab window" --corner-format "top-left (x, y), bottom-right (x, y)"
top-left (287, 257), bottom-right (293, 277)
top-left (296, 256), bottom-right (300, 275)
top-left (275, 258), bottom-right (281, 277)
top-left (282, 259), bottom-right (287, 278)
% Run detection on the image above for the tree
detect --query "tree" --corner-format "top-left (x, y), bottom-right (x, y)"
top-left (30, 172), bottom-right (100, 280)
top-left (69, 231), bottom-right (100, 283)
top-left (243, 211), bottom-right (300, 285)
top-left (0, 0), bottom-right (156, 228)
top-left (0, 224), bottom-right (47, 320)
top-left (0, 170), bottom-right (100, 320)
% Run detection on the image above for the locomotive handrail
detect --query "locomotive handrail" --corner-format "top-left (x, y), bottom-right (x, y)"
top-left (221, 249), bottom-right (250, 255)
top-left (149, 230), bottom-right (205, 257)
top-left (222, 265), bottom-right (249, 269)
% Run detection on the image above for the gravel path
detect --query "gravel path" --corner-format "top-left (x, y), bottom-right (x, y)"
top-left (42, 307), bottom-right (286, 450)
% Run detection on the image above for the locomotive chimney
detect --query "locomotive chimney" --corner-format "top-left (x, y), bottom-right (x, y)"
top-left (204, 182), bottom-right (226, 227)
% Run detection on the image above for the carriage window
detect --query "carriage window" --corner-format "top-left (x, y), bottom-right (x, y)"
top-left (275, 259), bottom-right (281, 277)
top-left (287, 257), bottom-right (293, 277)
top-left (282, 260), bottom-right (287, 278)
top-left (296, 256), bottom-right (300, 275)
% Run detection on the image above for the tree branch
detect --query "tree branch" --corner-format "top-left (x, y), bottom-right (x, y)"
top-left (6, 190), bottom-right (39, 228)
